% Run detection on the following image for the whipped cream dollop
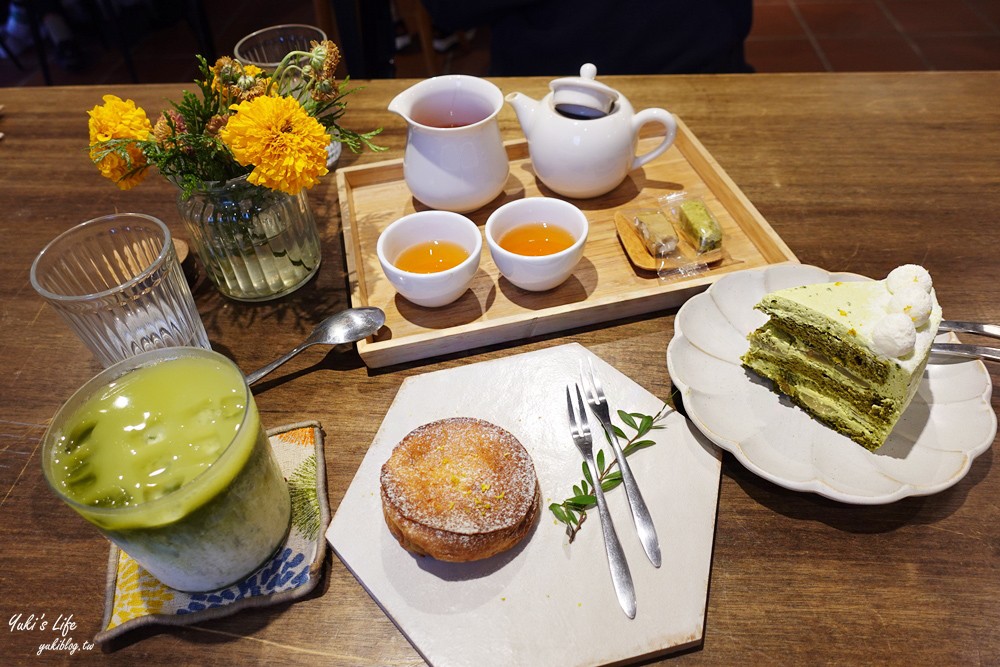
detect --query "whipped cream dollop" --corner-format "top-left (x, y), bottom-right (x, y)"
top-left (890, 284), bottom-right (933, 326)
top-left (887, 264), bottom-right (932, 294)
top-left (872, 313), bottom-right (918, 358)
top-left (871, 264), bottom-right (934, 358)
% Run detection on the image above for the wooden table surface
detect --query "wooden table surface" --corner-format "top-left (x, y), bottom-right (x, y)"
top-left (1, 72), bottom-right (998, 665)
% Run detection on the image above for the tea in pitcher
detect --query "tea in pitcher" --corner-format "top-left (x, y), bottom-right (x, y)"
top-left (409, 93), bottom-right (494, 128)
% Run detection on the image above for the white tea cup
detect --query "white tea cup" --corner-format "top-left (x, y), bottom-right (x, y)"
top-left (377, 211), bottom-right (482, 307)
top-left (485, 197), bottom-right (589, 292)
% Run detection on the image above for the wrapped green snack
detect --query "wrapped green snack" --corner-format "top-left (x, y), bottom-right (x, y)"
top-left (659, 193), bottom-right (723, 254)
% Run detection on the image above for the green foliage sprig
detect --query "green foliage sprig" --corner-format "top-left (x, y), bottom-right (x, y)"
top-left (550, 403), bottom-right (671, 542)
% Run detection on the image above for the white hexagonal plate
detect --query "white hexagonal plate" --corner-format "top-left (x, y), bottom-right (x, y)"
top-left (327, 343), bottom-right (722, 666)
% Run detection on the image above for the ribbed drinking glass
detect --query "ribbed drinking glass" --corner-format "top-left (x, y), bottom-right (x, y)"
top-left (30, 213), bottom-right (210, 367)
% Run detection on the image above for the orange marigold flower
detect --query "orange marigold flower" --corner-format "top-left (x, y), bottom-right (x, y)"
top-left (219, 95), bottom-right (329, 195)
top-left (87, 94), bottom-right (153, 190)
top-left (88, 94), bottom-right (152, 143)
top-left (91, 145), bottom-right (148, 190)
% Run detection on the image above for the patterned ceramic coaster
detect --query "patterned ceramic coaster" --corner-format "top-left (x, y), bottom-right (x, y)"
top-left (94, 421), bottom-right (328, 644)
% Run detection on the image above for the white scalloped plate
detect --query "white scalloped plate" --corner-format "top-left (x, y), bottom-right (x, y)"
top-left (667, 263), bottom-right (997, 504)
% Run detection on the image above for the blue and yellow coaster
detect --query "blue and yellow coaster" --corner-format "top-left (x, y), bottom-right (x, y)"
top-left (95, 421), bottom-right (329, 644)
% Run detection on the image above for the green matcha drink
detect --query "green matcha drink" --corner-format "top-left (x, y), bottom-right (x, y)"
top-left (42, 347), bottom-right (290, 592)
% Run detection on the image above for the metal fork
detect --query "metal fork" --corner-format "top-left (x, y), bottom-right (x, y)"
top-left (931, 342), bottom-right (1000, 362)
top-left (939, 320), bottom-right (1000, 340)
top-left (580, 359), bottom-right (662, 568)
top-left (567, 384), bottom-right (636, 619)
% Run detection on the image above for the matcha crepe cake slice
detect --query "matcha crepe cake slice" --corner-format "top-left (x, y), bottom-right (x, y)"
top-left (741, 265), bottom-right (942, 451)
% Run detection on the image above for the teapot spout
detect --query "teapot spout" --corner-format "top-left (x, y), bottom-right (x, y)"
top-left (505, 91), bottom-right (540, 137)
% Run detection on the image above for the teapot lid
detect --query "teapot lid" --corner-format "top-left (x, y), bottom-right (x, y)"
top-left (549, 63), bottom-right (619, 119)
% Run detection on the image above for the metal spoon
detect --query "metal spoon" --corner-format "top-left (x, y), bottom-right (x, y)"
top-left (245, 307), bottom-right (385, 385)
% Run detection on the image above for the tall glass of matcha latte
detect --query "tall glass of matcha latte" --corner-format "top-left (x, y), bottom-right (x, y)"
top-left (41, 347), bottom-right (291, 592)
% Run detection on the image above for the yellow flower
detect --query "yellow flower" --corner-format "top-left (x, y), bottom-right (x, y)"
top-left (87, 94), bottom-right (153, 190)
top-left (88, 94), bottom-right (152, 143)
top-left (219, 95), bottom-right (329, 195)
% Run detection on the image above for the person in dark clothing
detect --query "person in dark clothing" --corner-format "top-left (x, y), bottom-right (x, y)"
top-left (419, 0), bottom-right (753, 76)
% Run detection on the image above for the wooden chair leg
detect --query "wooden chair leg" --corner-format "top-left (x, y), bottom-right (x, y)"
top-left (21, 1), bottom-right (52, 85)
top-left (395, 0), bottom-right (437, 76)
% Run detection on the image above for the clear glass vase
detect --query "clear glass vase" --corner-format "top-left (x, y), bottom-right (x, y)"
top-left (176, 176), bottom-right (322, 301)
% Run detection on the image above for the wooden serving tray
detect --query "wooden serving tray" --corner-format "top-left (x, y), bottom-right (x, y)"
top-left (337, 117), bottom-right (797, 368)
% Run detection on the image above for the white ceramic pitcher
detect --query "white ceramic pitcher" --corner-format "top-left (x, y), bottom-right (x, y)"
top-left (388, 75), bottom-right (510, 213)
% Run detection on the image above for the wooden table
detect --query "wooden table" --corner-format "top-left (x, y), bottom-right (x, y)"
top-left (1, 72), bottom-right (998, 665)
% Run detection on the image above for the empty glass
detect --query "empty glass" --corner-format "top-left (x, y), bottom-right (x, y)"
top-left (30, 213), bottom-right (210, 367)
top-left (233, 23), bottom-right (327, 70)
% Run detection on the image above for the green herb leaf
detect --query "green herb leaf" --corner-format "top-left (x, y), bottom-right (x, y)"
top-left (549, 402), bottom-right (671, 542)
top-left (601, 477), bottom-right (623, 492)
top-left (622, 439), bottom-right (656, 456)
top-left (618, 411), bottom-right (639, 430)
top-left (566, 494), bottom-right (596, 508)
top-left (638, 414), bottom-right (654, 436)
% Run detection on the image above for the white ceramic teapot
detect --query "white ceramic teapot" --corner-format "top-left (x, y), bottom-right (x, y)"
top-left (505, 64), bottom-right (677, 199)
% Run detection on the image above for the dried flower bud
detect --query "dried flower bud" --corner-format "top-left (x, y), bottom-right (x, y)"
top-left (311, 78), bottom-right (339, 102)
top-left (153, 109), bottom-right (186, 147)
top-left (211, 56), bottom-right (242, 87)
top-left (308, 41), bottom-right (340, 82)
top-left (304, 40), bottom-right (342, 102)
top-left (206, 114), bottom-right (229, 136)
top-left (212, 57), bottom-right (268, 102)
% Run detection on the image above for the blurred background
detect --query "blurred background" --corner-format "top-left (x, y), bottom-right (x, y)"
top-left (1, 0), bottom-right (998, 87)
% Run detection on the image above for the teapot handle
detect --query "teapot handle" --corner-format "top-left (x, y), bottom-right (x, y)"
top-left (630, 109), bottom-right (678, 170)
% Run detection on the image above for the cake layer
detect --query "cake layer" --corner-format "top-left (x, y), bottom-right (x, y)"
top-left (745, 323), bottom-right (899, 419)
top-left (756, 284), bottom-right (892, 384)
top-left (743, 354), bottom-right (891, 450)
top-left (743, 325), bottom-right (898, 451)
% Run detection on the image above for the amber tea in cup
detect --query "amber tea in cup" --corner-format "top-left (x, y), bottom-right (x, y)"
top-left (497, 222), bottom-right (576, 257)
top-left (485, 197), bottom-right (589, 292)
top-left (377, 210), bottom-right (482, 307)
top-left (394, 240), bottom-right (470, 273)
